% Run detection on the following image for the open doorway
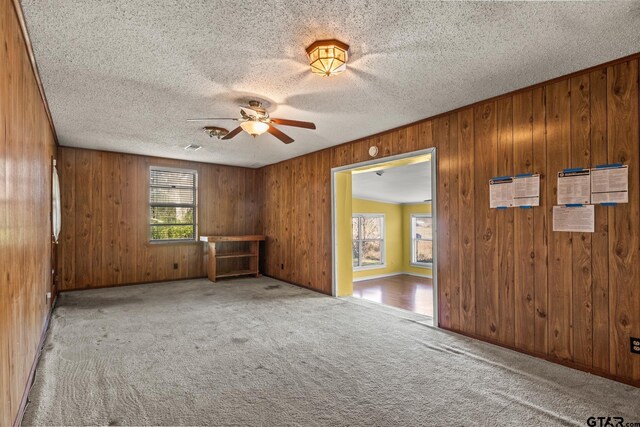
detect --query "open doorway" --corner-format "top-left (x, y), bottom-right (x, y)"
top-left (331, 149), bottom-right (437, 325)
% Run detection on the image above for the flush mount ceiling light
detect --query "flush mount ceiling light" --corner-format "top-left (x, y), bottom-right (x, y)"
top-left (306, 39), bottom-right (349, 77)
top-left (240, 120), bottom-right (270, 137)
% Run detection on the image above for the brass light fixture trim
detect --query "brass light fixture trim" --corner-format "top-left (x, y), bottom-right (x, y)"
top-left (305, 39), bottom-right (349, 77)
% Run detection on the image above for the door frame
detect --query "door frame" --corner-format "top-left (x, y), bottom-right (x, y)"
top-left (330, 147), bottom-right (439, 326)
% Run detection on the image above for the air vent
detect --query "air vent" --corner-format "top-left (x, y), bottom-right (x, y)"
top-left (184, 144), bottom-right (202, 151)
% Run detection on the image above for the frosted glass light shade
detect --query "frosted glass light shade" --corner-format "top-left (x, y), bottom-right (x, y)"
top-left (306, 39), bottom-right (349, 77)
top-left (240, 120), bottom-right (269, 137)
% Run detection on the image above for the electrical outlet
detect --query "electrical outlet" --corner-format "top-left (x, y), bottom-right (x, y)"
top-left (173, 263), bottom-right (179, 270)
top-left (631, 337), bottom-right (640, 355)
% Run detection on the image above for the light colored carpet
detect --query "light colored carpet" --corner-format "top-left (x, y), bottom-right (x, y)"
top-left (23, 277), bottom-right (640, 426)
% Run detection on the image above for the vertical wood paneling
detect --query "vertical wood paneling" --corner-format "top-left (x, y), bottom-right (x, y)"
top-left (322, 150), bottom-right (332, 293)
top-left (122, 153), bottom-right (139, 283)
top-left (457, 108), bottom-right (476, 335)
top-left (532, 86), bottom-right (549, 355)
top-left (1, 4), bottom-right (10, 420)
top-left (513, 91), bottom-right (535, 351)
top-left (606, 60), bottom-right (640, 380)
top-left (474, 102), bottom-right (499, 340)
top-left (497, 98), bottom-right (515, 345)
top-left (448, 113), bottom-right (461, 330)
top-left (435, 116), bottom-right (452, 328)
top-left (570, 74), bottom-right (593, 367)
top-left (59, 149), bottom-right (75, 289)
top-left (90, 151), bottom-right (103, 286)
top-left (58, 147), bottom-right (261, 291)
top-left (546, 80), bottom-right (573, 361)
top-left (1, 0), bottom-right (57, 424)
top-left (590, 68), bottom-right (610, 373)
top-left (74, 149), bottom-right (92, 289)
top-left (259, 58), bottom-right (640, 386)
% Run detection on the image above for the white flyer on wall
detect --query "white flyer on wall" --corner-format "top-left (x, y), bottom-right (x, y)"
top-left (552, 205), bottom-right (595, 233)
top-left (513, 174), bottom-right (540, 207)
top-left (557, 169), bottom-right (590, 205)
top-left (489, 177), bottom-right (514, 208)
top-left (591, 164), bottom-right (628, 204)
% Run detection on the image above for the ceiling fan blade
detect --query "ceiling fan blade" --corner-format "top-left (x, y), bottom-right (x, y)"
top-left (269, 118), bottom-right (316, 129)
top-left (267, 125), bottom-right (294, 144)
top-left (186, 118), bottom-right (240, 122)
top-left (221, 126), bottom-right (243, 140)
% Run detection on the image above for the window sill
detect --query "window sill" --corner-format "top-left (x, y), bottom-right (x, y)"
top-left (147, 240), bottom-right (200, 246)
top-left (410, 263), bottom-right (432, 269)
top-left (353, 264), bottom-right (386, 272)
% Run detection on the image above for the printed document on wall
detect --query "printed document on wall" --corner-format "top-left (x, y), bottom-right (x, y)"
top-left (513, 174), bottom-right (540, 207)
top-left (557, 169), bottom-right (591, 205)
top-left (489, 178), bottom-right (513, 208)
top-left (553, 205), bottom-right (595, 233)
top-left (591, 165), bottom-right (628, 204)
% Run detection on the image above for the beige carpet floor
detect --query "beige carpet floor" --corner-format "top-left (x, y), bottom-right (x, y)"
top-left (23, 277), bottom-right (640, 426)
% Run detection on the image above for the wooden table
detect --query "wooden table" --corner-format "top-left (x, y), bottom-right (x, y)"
top-left (200, 235), bottom-right (265, 282)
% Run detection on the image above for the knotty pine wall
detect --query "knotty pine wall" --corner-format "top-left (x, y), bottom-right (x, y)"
top-left (1, 0), bottom-right (58, 425)
top-left (57, 147), bottom-right (262, 291)
top-left (260, 57), bottom-right (640, 385)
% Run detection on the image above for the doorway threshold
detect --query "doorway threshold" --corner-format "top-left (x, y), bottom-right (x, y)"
top-left (341, 296), bottom-right (434, 327)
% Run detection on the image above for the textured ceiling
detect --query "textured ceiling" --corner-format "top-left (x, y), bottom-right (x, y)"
top-left (352, 161), bottom-right (432, 204)
top-left (21, 1), bottom-right (640, 168)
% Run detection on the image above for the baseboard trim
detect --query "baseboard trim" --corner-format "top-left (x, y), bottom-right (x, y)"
top-left (14, 304), bottom-right (53, 427)
top-left (439, 325), bottom-right (640, 389)
top-left (59, 275), bottom-right (208, 293)
top-left (353, 272), bottom-right (402, 282)
top-left (403, 271), bottom-right (433, 279)
top-left (262, 274), bottom-right (332, 296)
top-left (353, 271), bottom-right (433, 282)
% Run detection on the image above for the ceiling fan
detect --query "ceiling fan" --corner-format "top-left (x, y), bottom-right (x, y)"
top-left (187, 100), bottom-right (316, 144)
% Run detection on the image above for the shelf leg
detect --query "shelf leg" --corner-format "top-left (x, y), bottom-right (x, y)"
top-left (208, 242), bottom-right (217, 282)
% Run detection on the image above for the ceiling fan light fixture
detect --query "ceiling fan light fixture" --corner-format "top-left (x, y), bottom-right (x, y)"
top-left (202, 126), bottom-right (229, 139)
top-left (306, 39), bottom-right (349, 77)
top-left (240, 120), bottom-right (269, 137)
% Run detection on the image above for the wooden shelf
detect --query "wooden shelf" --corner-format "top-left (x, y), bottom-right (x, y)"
top-left (200, 235), bottom-right (265, 282)
top-left (215, 252), bottom-right (257, 259)
top-left (215, 270), bottom-right (258, 279)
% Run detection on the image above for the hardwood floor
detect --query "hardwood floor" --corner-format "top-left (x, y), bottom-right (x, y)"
top-left (352, 274), bottom-right (433, 317)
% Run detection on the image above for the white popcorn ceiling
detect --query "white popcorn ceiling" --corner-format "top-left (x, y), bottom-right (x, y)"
top-left (21, 1), bottom-right (640, 168)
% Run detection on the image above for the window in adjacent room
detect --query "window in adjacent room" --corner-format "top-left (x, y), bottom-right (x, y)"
top-left (411, 214), bottom-right (433, 267)
top-left (149, 167), bottom-right (197, 242)
top-left (352, 214), bottom-right (385, 269)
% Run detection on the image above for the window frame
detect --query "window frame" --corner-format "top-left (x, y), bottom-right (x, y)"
top-left (352, 213), bottom-right (386, 271)
top-left (411, 213), bottom-right (433, 268)
top-left (148, 166), bottom-right (198, 243)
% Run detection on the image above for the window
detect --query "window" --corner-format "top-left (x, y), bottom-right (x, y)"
top-left (149, 167), bottom-right (197, 242)
top-left (411, 214), bottom-right (433, 267)
top-left (352, 214), bottom-right (384, 269)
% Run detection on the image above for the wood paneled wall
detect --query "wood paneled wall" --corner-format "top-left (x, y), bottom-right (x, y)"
top-left (260, 57), bottom-right (640, 385)
top-left (1, 0), bottom-right (58, 424)
top-left (57, 147), bottom-right (262, 291)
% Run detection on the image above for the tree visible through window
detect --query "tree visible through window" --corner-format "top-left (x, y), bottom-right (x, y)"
top-left (352, 214), bottom-right (384, 268)
top-left (149, 167), bottom-right (197, 241)
top-left (411, 214), bottom-right (432, 266)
